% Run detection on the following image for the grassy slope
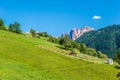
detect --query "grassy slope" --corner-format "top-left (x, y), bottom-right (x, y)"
top-left (0, 30), bottom-right (119, 80)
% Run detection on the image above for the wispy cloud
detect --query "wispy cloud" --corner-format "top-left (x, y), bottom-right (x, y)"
top-left (92, 16), bottom-right (102, 19)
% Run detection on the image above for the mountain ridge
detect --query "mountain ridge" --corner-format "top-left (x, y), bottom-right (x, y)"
top-left (62, 26), bottom-right (94, 40)
top-left (70, 26), bottom-right (94, 40)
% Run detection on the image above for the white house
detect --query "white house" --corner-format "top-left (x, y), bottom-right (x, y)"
top-left (107, 58), bottom-right (113, 65)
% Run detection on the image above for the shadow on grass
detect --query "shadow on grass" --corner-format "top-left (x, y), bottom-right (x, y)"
top-left (56, 46), bottom-right (72, 50)
top-left (56, 46), bottom-right (65, 49)
top-left (115, 66), bottom-right (120, 69)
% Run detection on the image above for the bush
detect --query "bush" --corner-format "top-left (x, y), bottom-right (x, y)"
top-left (59, 36), bottom-right (72, 49)
top-left (48, 36), bottom-right (59, 44)
top-left (8, 22), bottom-right (22, 34)
top-left (0, 19), bottom-right (8, 31)
top-left (30, 29), bottom-right (36, 37)
top-left (37, 32), bottom-right (48, 37)
top-left (97, 51), bottom-right (108, 60)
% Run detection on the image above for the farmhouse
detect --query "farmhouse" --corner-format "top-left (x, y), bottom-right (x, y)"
top-left (107, 58), bottom-right (113, 65)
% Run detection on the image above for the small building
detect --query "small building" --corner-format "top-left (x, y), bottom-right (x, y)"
top-left (107, 58), bottom-right (113, 65)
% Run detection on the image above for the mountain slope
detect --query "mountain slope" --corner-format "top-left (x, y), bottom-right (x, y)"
top-left (0, 30), bottom-right (119, 80)
top-left (76, 25), bottom-right (120, 58)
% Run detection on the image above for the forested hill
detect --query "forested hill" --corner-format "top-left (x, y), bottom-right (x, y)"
top-left (76, 25), bottom-right (120, 58)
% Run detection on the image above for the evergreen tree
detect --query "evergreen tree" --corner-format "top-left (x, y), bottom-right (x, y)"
top-left (115, 49), bottom-right (120, 64)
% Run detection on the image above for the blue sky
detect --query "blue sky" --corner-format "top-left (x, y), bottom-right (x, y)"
top-left (0, 0), bottom-right (120, 36)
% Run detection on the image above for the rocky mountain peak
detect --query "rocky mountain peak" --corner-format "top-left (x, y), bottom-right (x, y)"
top-left (70, 26), bottom-right (94, 40)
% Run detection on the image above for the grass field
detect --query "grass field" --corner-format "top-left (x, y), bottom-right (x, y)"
top-left (0, 30), bottom-right (119, 80)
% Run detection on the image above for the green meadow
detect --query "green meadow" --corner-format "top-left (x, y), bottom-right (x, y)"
top-left (0, 30), bottom-right (119, 80)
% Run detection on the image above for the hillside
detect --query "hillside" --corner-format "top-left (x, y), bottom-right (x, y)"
top-left (0, 30), bottom-right (119, 80)
top-left (76, 25), bottom-right (120, 58)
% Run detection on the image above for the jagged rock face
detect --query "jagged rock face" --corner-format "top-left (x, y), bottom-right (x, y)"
top-left (70, 26), bottom-right (94, 40)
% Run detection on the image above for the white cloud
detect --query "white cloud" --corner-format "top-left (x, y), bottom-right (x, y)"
top-left (92, 16), bottom-right (102, 19)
